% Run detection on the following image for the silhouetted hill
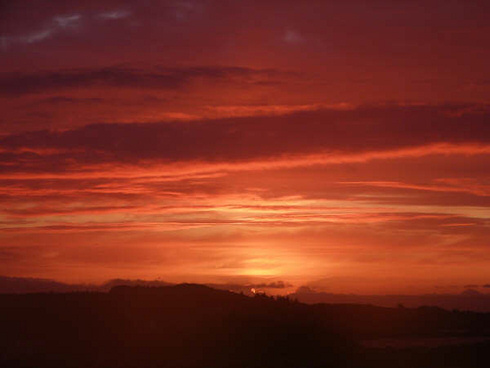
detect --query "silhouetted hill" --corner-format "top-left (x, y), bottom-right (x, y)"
top-left (0, 276), bottom-right (175, 294)
top-left (0, 284), bottom-right (353, 368)
top-left (5, 276), bottom-right (490, 313)
top-left (1, 284), bottom-right (490, 368)
top-left (0, 275), bottom-right (92, 293)
top-left (101, 278), bottom-right (174, 290)
top-left (292, 288), bottom-right (490, 312)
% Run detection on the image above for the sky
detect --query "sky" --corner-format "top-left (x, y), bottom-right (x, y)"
top-left (1, 0), bottom-right (489, 294)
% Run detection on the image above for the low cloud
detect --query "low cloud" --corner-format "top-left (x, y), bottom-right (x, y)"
top-left (0, 66), bottom-right (286, 96)
top-left (206, 281), bottom-right (293, 294)
top-left (247, 281), bottom-right (292, 289)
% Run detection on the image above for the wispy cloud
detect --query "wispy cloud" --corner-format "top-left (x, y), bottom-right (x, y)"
top-left (2, 13), bottom-right (82, 46)
top-left (53, 14), bottom-right (82, 28)
top-left (97, 10), bottom-right (131, 20)
top-left (340, 180), bottom-right (490, 197)
top-left (0, 66), bottom-right (287, 96)
top-left (283, 30), bottom-right (304, 44)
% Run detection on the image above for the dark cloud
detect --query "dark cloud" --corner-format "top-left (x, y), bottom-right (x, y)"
top-left (0, 104), bottom-right (489, 174)
top-left (39, 96), bottom-right (105, 104)
top-left (206, 281), bottom-right (293, 295)
top-left (247, 281), bottom-right (292, 289)
top-left (0, 66), bottom-right (283, 96)
top-left (295, 286), bottom-right (316, 294)
top-left (101, 278), bottom-right (173, 289)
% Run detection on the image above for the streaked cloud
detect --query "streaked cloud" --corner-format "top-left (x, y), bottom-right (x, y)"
top-left (53, 14), bottom-right (82, 28)
top-left (2, 13), bottom-right (82, 46)
top-left (283, 30), bottom-right (304, 44)
top-left (97, 10), bottom-right (131, 20)
top-left (0, 66), bottom-right (288, 96)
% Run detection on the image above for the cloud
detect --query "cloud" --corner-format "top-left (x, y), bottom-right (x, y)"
top-left (340, 180), bottom-right (490, 197)
top-left (97, 10), bottom-right (131, 20)
top-left (283, 30), bottom-right (304, 44)
top-left (53, 14), bottom-right (82, 28)
top-left (247, 281), bottom-right (292, 289)
top-left (102, 278), bottom-right (172, 289)
top-left (2, 13), bottom-right (82, 46)
top-left (0, 104), bottom-right (489, 177)
top-left (23, 29), bottom-right (54, 44)
top-left (295, 286), bottom-right (316, 294)
top-left (206, 281), bottom-right (293, 294)
top-left (0, 66), bottom-right (286, 96)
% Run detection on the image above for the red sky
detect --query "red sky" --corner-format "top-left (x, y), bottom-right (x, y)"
top-left (1, 0), bottom-right (489, 294)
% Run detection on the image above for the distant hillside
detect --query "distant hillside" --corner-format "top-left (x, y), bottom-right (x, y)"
top-left (0, 284), bottom-right (352, 368)
top-left (291, 288), bottom-right (490, 312)
top-left (0, 275), bottom-right (92, 293)
top-left (3, 275), bottom-right (490, 312)
top-left (0, 276), bottom-right (173, 293)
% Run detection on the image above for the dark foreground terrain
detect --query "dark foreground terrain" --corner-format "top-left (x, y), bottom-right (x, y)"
top-left (1, 284), bottom-right (490, 368)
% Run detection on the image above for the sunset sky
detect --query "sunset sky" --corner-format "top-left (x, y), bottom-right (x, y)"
top-left (1, 0), bottom-right (489, 294)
